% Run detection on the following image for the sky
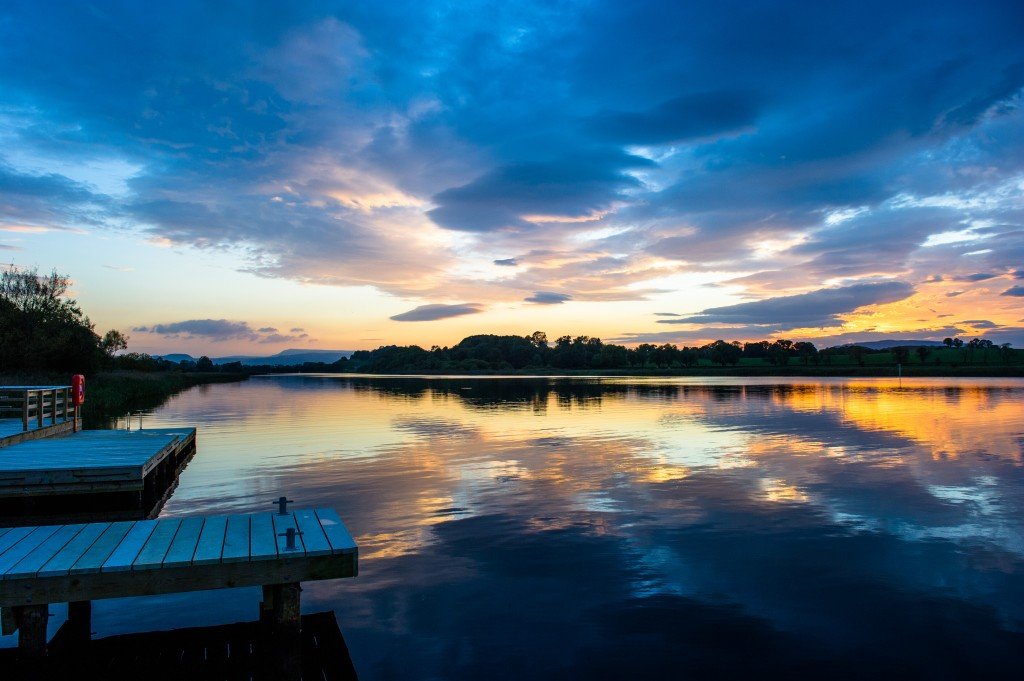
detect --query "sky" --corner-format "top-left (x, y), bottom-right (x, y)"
top-left (1, 1), bottom-right (1023, 355)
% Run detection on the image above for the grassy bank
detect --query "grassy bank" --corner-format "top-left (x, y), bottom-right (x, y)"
top-left (81, 372), bottom-right (247, 427)
top-left (0, 371), bottom-right (247, 427)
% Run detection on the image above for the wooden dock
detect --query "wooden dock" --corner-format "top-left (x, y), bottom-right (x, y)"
top-left (2, 610), bottom-right (359, 680)
top-left (0, 507), bottom-right (358, 677)
top-left (0, 428), bottom-right (196, 500)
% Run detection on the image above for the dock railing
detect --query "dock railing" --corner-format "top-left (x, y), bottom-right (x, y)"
top-left (0, 386), bottom-right (73, 431)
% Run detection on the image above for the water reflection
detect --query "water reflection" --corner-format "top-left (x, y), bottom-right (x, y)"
top-left (8, 376), bottom-right (1024, 678)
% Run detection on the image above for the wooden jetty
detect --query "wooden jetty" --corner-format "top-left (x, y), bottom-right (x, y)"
top-left (0, 386), bottom-right (76, 448)
top-left (0, 427), bottom-right (196, 502)
top-left (5, 610), bottom-right (360, 680)
top-left (0, 507), bottom-right (358, 677)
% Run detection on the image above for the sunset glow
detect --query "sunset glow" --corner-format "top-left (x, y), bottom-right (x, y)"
top-left (1, 3), bottom-right (1021, 355)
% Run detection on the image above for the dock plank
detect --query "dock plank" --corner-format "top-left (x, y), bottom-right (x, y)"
top-left (0, 526), bottom-right (34, 557)
top-left (132, 519), bottom-right (182, 570)
top-left (249, 513), bottom-right (277, 560)
top-left (221, 515), bottom-right (250, 564)
top-left (315, 508), bottom-right (357, 555)
top-left (102, 520), bottom-right (157, 573)
top-left (71, 521), bottom-right (135, 574)
top-left (0, 526), bottom-right (62, 577)
top-left (192, 516), bottom-right (228, 565)
top-left (272, 512), bottom-right (305, 556)
top-left (38, 523), bottom-right (110, 577)
top-left (4, 525), bottom-right (86, 579)
top-left (293, 509), bottom-right (332, 557)
top-left (163, 517), bottom-right (205, 568)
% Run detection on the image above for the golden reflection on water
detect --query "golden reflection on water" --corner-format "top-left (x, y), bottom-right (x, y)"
top-left (137, 376), bottom-right (1024, 566)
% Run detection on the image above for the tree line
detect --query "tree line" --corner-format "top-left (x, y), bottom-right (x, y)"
top-left (335, 333), bottom-right (825, 373)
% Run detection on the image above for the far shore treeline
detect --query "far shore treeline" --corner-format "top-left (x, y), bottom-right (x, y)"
top-left (332, 332), bottom-right (1021, 374)
top-left (1, 268), bottom-right (1021, 386)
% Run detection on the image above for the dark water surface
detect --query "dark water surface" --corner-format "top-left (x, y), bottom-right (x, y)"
top-left (9, 375), bottom-right (1024, 678)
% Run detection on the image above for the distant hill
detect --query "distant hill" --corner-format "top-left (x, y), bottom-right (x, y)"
top-left (156, 349), bottom-right (353, 366)
top-left (832, 340), bottom-right (948, 350)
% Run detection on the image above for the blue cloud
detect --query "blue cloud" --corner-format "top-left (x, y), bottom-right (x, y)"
top-left (589, 91), bottom-right (761, 145)
top-left (524, 292), bottom-right (572, 305)
top-left (661, 282), bottom-right (915, 327)
top-left (390, 303), bottom-right (483, 322)
top-left (134, 319), bottom-right (256, 339)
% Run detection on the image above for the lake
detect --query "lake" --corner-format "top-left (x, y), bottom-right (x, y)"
top-left (8, 375), bottom-right (1024, 678)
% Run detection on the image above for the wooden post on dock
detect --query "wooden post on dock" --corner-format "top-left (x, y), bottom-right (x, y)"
top-left (21, 389), bottom-right (29, 432)
top-left (16, 603), bottom-right (49, 659)
top-left (261, 582), bottom-right (303, 680)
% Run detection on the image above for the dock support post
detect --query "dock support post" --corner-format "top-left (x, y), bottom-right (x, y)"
top-left (260, 583), bottom-right (302, 680)
top-left (67, 600), bottom-right (92, 645)
top-left (16, 603), bottom-right (48, 659)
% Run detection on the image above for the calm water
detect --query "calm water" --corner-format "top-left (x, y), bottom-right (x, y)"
top-left (9, 375), bottom-right (1024, 678)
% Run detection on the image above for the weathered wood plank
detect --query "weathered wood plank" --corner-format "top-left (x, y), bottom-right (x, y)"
top-left (70, 521), bottom-right (135, 575)
top-left (132, 519), bottom-right (181, 570)
top-left (192, 516), bottom-right (228, 565)
top-left (0, 526), bottom-right (62, 577)
top-left (0, 526), bottom-right (34, 557)
top-left (163, 517), bottom-right (205, 568)
top-left (314, 508), bottom-right (357, 555)
top-left (250, 513), bottom-right (277, 560)
top-left (4, 525), bottom-right (85, 580)
top-left (102, 520), bottom-right (157, 573)
top-left (0, 528), bottom-right (10, 540)
top-left (272, 512), bottom-right (305, 556)
top-left (221, 514), bottom-right (250, 564)
top-left (293, 509), bottom-right (332, 557)
top-left (37, 523), bottom-right (110, 578)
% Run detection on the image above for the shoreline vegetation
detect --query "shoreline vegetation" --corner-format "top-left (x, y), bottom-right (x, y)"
top-left (1, 268), bottom-right (1022, 419)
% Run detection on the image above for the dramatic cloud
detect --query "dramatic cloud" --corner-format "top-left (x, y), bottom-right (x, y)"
top-left (1001, 286), bottom-right (1024, 297)
top-left (427, 151), bottom-right (649, 233)
top-left (134, 319), bottom-right (255, 339)
top-left (661, 282), bottom-right (915, 327)
top-left (589, 91), bottom-right (761, 144)
top-left (1, 1), bottom-right (1022, 344)
top-left (525, 292), bottom-right (573, 305)
top-left (390, 303), bottom-right (483, 322)
top-left (133, 319), bottom-right (308, 343)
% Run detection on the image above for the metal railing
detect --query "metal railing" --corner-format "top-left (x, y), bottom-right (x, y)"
top-left (0, 386), bottom-right (73, 431)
